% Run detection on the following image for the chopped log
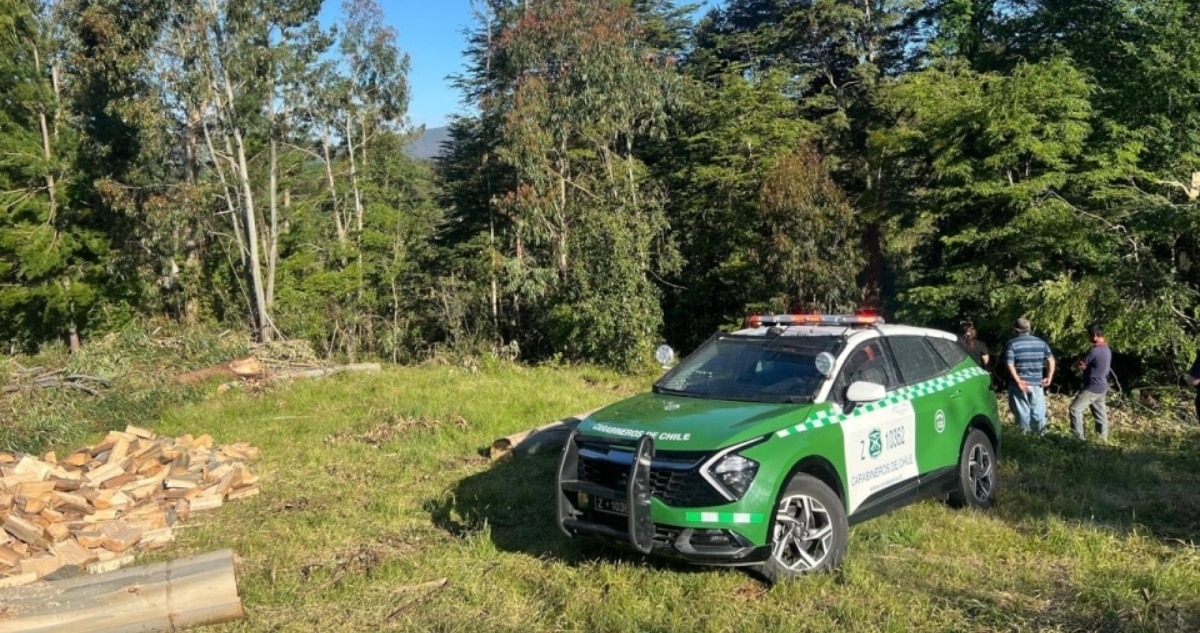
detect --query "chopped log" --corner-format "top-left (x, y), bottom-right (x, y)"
top-left (100, 524), bottom-right (143, 553)
top-left (188, 494), bottom-right (223, 513)
top-left (18, 553), bottom-right (63, 579)
top-left (0, 546), bottom-right (22, 567)
top-left (0, 432), bottom-right (259, 580)
top-left (0, 549), bottom-right (244, 633)
top-left (51, 539), bottom-right (97, 567)
top-left (489, 408), bottom-right (600, 460)
top-left (126, 425), bottom-right (155, 439)
top-left (176, 355), bottom-right (266, 384)
top-left (3, 514), bottom-right (47, 548)
top-left (226, 484), bottom-right (260, 501)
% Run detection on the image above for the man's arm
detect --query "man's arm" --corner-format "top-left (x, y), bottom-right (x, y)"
top-left (1042, 355), bottom-right (1056, 387)
top-left (1008, 362), bottom-right (1027, 392)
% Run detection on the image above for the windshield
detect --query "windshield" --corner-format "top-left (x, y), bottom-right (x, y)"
top-left (654, 334), bottom-right (843, 403)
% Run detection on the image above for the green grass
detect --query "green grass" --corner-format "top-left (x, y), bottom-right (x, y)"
top-left (81, 364), bottom-right (1200, 632)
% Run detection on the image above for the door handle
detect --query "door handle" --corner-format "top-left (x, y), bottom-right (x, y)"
top-left (949, 390), bottom-right (963, 399)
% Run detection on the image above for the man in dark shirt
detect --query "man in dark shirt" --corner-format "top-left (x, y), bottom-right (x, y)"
top-left (959, 321), bottom-right (990, 368)
top-left (1069, 323), bottom-right (1112, 441)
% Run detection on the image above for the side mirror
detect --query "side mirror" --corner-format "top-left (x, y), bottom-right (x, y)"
top-left (654, 344), bottom-right (675, 369)
top-left (846, 381), bottom-right (886, 403)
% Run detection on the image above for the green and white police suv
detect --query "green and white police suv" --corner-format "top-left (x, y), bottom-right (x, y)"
top-left (556, 313), bottom-right (1000, 583)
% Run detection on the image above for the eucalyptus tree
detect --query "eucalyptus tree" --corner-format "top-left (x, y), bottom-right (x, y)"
top-left (444, 0), bottom-right (686, 367)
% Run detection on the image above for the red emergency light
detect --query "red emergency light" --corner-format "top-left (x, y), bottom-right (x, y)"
top-left (743, 313), bottom-right (885, 328)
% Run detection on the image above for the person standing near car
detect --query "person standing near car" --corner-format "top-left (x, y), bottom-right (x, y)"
top-left (1187, 349), bottom-right (1200, 423)
top-left (1069, 323), bottom-right (1112, 441)
top-left (1005, 317), bottom-right (1056, 434)
top-left (959, 320), bottom-right (990, 368)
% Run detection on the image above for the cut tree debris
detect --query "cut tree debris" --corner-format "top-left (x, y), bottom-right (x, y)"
top-left (175, 351), bottom-right (382, 392)
top-left (2, 366), bottom-right (110, 397)
top-left (0, 425), bottom-right (260, 585)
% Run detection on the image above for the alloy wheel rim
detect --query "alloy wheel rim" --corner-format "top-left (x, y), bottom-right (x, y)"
top-left (770, 493), bottom-right (834, 573)
top-left (968, 443), bottom-right (994, 501)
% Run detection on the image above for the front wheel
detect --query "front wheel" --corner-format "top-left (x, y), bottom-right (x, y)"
top-left (948, 429), bottom-right (997, 509)
top-left (756, 473), bottom-right (848, 584)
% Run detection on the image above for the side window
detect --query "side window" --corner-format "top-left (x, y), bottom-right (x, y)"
top-left (833, 340), bottom-right (897, 401)
top-left (929, 337), bottom-right (969, 368)
top-left (888, 336), bottom-right (948, 385)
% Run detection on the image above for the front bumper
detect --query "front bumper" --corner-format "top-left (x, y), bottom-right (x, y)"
top-left (556, 430), bottom-right (770, 565)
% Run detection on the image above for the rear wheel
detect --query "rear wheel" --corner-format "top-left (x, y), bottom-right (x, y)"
top-left (948, 429), bottom-right (997, 509)
top-left (757, 473), bottom-right (848, 584)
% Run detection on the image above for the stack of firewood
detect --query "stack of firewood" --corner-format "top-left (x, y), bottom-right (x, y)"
top-left (0, 426), bottom-right (260, 586)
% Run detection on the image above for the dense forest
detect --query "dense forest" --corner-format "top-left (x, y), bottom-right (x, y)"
top-left (2, 0), bottom-right (1199, 384)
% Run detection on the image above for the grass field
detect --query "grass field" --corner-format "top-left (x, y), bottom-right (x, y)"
top-left (105, 363), bottom-right (1200, 632)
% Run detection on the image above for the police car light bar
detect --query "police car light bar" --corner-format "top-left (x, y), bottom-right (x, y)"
top-left (743, 313), bottom-right (885, 328)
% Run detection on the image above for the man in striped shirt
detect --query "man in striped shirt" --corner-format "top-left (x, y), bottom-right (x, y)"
top-left (1005, 317), bottom-right (1056, 434)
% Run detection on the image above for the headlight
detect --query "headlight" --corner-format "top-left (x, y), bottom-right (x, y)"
top-left (710, 454), bottom-right (759, 500)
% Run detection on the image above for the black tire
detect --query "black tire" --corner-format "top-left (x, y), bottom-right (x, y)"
top-left (757, 473), bottom-right (848, 584)
top-left (948, 429), bottom-right (998, 509)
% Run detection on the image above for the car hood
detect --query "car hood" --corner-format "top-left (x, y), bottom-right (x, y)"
top-left (576, 392), bottom-right (812, 451)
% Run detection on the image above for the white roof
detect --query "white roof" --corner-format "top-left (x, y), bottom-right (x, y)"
top-left (732, 323), bottom-right (956, 342)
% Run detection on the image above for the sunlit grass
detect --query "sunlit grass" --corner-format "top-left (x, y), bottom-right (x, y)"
top-left (70, 363), bottom-right (1200, 632)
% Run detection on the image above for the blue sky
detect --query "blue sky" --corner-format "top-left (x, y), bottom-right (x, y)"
top-left (382, 2), bottom-right (479, 130)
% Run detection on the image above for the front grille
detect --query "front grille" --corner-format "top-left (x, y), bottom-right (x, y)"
top-left (576, 445), bottom-right (728, 508)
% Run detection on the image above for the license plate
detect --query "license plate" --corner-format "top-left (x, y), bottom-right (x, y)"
top-left (594, 497), bottom-right (628, 516)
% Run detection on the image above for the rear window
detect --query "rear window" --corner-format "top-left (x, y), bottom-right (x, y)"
top-left (929, 337), bottom-right (969, 368)
top-left (888, 336), bottom-right (947, 385)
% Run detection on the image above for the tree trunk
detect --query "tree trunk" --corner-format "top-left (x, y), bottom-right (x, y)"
top-left (0, 549), bottom-right (243, 633)
top-left (321, 130), bottom-right (347, 243)
top-left (345, 114), bottom-right (365, 233)
top-left (266, 87), bottom-right (279, 309)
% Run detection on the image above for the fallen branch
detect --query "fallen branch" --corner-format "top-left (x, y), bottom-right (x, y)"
top-left (2, 371), bottom-right (110, 396)
top-left (385, 577), bottom-right (449, 622)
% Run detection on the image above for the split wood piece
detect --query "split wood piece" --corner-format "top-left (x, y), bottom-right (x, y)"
top-left (0, 545), bottom-right (22, 567)
top-left (226, 484), bottom-right (260, 502)
top-left (0, 549), bottom-right (244, 633)
top-left (140, 528), bottom-right (175, 548)
top-left (188, 494), bottom-right (224, 513)
top-left (19, 553), bottom-right (64, 579)
top-left (125, 425), bottom-right (155, 439)
top-left (51, 539), bottom-right (98, 567)
top-left (3, 514), bottom-right (48, 548)
top-left (64, 451), bottom-right (91, 468)
top-left (101, 524), bottom-right (144, 553)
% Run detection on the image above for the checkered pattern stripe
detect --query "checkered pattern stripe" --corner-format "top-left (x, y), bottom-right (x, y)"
top-left (684, 512), bottom-right (766, 525)
top-left (775, 366), bottom-right (988, 438)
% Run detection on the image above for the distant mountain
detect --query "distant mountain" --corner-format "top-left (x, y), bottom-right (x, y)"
top-left (406, 126), bottom-right (451, 161)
